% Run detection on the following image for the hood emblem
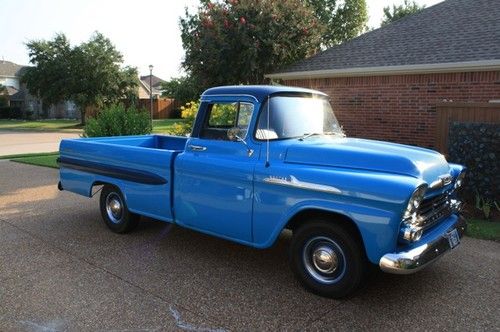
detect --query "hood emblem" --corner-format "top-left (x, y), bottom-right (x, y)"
top-left (429, 174), bottom-right (453, 190)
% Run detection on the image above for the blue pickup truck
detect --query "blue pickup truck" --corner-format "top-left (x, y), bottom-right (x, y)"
top-left (58, 85), bottom-right (466, 298)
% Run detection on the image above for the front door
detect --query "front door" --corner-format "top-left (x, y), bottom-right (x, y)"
top-left (174, 101), bottom-right (257, 243)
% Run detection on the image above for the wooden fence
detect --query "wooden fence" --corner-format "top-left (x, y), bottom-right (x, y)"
top-left (137, 98), bottom-right (181, 119)
top-left (435, 102), bottom-right (500, 154)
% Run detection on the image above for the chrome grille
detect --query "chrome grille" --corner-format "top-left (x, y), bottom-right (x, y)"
top-left (417, 193), bottom-right (452, 230)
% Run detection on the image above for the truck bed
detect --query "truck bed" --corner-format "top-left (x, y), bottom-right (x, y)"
top-left (59, 135), bottom-right (188, 222)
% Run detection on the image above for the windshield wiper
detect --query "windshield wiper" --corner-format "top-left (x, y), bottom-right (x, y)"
top-left (299, 131), bottom-right (341, 141)
top-left (298, 132), bottom-right (322, 140)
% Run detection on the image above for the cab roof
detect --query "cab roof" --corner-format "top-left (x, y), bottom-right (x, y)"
top-left (201, 85), bottom-right (327, 103)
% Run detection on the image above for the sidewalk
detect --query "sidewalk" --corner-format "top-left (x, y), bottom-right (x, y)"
top-left (0, 130), bottom-right (80, 156)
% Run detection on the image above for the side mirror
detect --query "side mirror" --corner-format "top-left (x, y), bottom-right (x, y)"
top-left (227, 127), bottom-right (253, 157)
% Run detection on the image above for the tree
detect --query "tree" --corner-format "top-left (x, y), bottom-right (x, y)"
top-left (0, 84), bottom-right (8, 107)
top-left (161, 75), bottom-right (201, 106)
top-left (22, 32), bottom-right (139, 124)
top-left (305, 0), bottom-right (368, 47)
top-left (381, 0), bottom-right (425, 26)
top-left (180, 0), bottom-right (323, 90)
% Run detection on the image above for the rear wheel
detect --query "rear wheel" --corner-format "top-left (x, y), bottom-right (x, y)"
top-left (290, 220), bottom-right (366, 298)
top-left (99, 185), bottom-right (139, 233)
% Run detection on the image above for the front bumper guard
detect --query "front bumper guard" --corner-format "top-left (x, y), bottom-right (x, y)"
top-left (379, 216), bottom-right (467, 274)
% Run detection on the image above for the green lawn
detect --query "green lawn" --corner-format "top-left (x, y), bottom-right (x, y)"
top-left (466, 219), bottom-right (500, 242)
top-left (0, 119), bottom-right (185, 134)
top-left (152, 119), bottom-right (186, 134)
top-left (10, 152), bottom-right (59, 169)
top-left (0, 119), bottom-right (81, 131)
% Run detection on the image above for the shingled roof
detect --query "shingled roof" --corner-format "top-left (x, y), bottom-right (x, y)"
top-left (268, 0), bottom-right (500, 79)
top-left (0, 60), bottom-right (27, 77)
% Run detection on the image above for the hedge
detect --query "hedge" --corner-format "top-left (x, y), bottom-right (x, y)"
top-left (448, 122), bottom-right (499, 201)
top-left (0, 106), bottom-right (22, 119)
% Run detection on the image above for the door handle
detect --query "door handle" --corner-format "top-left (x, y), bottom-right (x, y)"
top-left (188, 144), bottom-right (207, 152)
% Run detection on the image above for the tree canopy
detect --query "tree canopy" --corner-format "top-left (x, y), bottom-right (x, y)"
top-left (160, 76), bottom-right (200, 106)
top-left (176, 0), bottom-right (368, 96)
top-left (22, 32), bottom-right (139, 124)
top-left (381, 0), bottom-right (425, 26)
top-left (180, 0), bottom-right (324, 91)
top-left (305, 0), bottom-right (367, 47)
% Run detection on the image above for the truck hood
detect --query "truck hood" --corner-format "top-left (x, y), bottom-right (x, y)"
top-left (284, 137), bottom-right (450, 183)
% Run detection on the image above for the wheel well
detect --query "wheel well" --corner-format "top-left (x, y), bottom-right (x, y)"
top-left (90, 181), bottom-right (111, 197)
top-left (285, 209), bottom-right (365, 253)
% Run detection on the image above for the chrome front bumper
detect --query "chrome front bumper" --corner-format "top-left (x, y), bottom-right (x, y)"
top-left (379, 216), bottom-right (467, 274)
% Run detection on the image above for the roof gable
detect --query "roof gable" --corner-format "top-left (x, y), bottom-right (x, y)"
top-left (0, 61), bottom-right (27, 77)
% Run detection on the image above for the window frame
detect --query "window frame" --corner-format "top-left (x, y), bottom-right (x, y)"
top-left (200, 101), bottom-right (255, 141)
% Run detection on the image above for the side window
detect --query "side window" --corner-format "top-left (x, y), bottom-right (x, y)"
top-left (235, 103), bottom-right (253, 138)
top-left (201, 102), bottom-right (254, 140)
top-left (207, 103), bottom-right (238, 128)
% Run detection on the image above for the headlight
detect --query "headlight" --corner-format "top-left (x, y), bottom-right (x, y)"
top-left (400, 225), bottom-right (423, 242)
top-left (454, 171), bottom-right (466, 189)
top-left (403, 185), bottom-right (427, 221)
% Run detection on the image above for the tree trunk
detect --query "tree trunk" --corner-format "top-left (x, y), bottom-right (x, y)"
top-left (80, 108), bottom-right (85, 126)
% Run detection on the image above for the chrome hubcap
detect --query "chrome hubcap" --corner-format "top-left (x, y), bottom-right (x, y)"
top-left (303, 236), bottom-right (346, 284)
top-left (312, 246), bottom-right (338, 273)
top-left (105, 193), bottom-right (123, 224)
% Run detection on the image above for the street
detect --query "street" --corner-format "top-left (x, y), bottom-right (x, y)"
top-left (0, 161), bottom-right (499, 331)
top-left (0, 131), bottom-right (80, 156)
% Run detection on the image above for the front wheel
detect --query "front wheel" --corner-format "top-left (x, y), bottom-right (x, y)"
top-left (289, 220), bottom-right (366, 298)
top-left (99, 185), bottom-right (139, 233)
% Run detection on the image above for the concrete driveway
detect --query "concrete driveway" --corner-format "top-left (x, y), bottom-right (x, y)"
top-left (0, 130), bottom-right (80, 156)
top-left (0, 161), bottom-right (499, 331)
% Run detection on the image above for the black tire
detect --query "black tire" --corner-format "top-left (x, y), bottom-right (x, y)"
top-left (99, 185), bottom-right (139, 233)
top-left (289, 220), bottom-right (366, 298)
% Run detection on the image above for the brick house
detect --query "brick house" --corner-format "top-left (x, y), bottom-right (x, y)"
top-left (0, 60), bottom-right (41, 117)
top-left (266, 0), bottom-right (500, 149)
top-left (0, 60), bottom-right (78, 119)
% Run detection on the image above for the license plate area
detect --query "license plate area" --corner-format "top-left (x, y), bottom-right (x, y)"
top-left (447, 228), bottom-right (460, 249)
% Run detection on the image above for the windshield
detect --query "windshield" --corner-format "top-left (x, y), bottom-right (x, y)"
top-left (255, 95), bottom-right (344, 140)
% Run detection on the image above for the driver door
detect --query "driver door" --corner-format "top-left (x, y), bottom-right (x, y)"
top-left (174, 101), bottom-right (258, 243)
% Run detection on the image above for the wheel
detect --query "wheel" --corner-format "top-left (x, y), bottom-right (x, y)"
top-left (289, 220), bottom-right (366, 298)
top-left (99, 185), bottom-right (139, 233)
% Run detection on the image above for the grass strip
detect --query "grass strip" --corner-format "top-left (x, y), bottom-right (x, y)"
top-left (9, 153), bottom-right (59, 169)
top-left (0, 151), bottom-right (59, 159)
top-left (466, 219), bottom-right (500, 242)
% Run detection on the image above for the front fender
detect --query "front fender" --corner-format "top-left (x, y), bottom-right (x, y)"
top-left (252, 163), bottom-right (423, 263)
top-left (252, 199), bottom-right (400, 263)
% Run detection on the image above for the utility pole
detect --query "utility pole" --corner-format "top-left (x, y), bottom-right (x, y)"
top-left (149, 64), bottom-right (154, 128)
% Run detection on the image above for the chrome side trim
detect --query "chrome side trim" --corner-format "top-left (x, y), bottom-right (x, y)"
top-left (379, 216), bottom-right (466, 274)
top-left (429, 174), bottom-right (453, 189)
top-left (263, 175), bottom-right (342, 194)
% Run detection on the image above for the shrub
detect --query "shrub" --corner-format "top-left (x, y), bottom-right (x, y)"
top-left (83, 104), bottom-right (151, 137)
top-left (168, 101), bottom-right (199, 136)
top-left (0, 106), bottom-right (22, 119)
top-left (167, 101), bottom-right (240, 136)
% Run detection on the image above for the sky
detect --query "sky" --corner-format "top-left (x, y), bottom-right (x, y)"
top-left (0, 0), bottom-right (443, 80)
